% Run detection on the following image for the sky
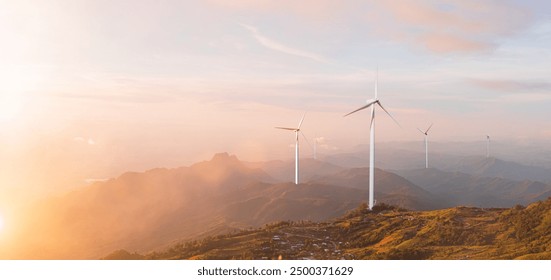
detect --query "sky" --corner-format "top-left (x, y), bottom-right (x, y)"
top-left (0, 0), bottom-right (551, 203)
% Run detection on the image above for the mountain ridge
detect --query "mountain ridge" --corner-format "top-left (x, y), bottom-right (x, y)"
top-left (117, 197), bottom-right (551, 260)
top-left (4, 152), bottom-right (551, 260)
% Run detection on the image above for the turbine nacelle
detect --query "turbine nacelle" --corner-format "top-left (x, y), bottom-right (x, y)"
top-left (417, 123), bottom-right (433, 136)
top-left (275, 127), bottom-right (300, 132)
top-left (344, 99), bottom-right (400, 128)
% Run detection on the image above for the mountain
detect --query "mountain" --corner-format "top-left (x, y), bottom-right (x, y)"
top-left (312, 168), bottom-right (447, 210)
top-left (133, 197), bottom-right (551, 260)
top-left (243, 158), bottom-right (344, 183)
top-left (323, 149), bottom-right (551, 183)
top-left (9, 151), bottom-right (550, 260)
top-left (2, 153), bottom-right (366, 259)
top-left (246, 158), bottom-right (446, 210)
top-left (437, 156), bottom-right (551, 182)
top-left (395, 168), bottom-right (551, 208)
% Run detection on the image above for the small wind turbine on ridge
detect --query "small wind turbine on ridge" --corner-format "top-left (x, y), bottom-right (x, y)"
top-left (417, 123), bottom-right (433, 169)
top-left (313, 136), bottom-right (318, 160)
top-left (275, 112), bottom-right (309, 185)
top-left (486, 135), bottom-right (490, 158)
top-left (344, 69), bottom-right (400, 210)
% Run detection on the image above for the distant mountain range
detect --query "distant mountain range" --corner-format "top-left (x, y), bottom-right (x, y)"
top-left (395, 168), bottom-right (551, 208)
top-left (4, 152), bottom-right (551, 260)
top-left (323, 150), bottom-right (551, 183)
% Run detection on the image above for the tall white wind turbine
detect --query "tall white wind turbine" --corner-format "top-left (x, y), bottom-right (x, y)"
top-left (275, 112), bottom-right (307, 185)
top-left (344, 71), bottom-right (400, 210)
top-left (417, 123), bottom-right (433, 169)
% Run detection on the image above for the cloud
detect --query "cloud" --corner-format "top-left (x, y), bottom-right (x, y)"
top-left (213, 1), bottom-right (533, 55)
top-left (314, 136), bottom-right (339, 151)
top-left (418, 33), bottom-right (490, 53)
top-left (73, 137), bottom-right (96, 145)
top-left (240, 23), bottom-right (326, 62)
top-left (373, 0), bottom-right (531, 54)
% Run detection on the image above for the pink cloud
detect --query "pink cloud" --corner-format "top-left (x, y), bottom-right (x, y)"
top-left (374, 0), bottom-right (531, 53)
top-left (419, 33), bottom-right (491, 53)
top-left (208, 0), bottom-right (532, 54)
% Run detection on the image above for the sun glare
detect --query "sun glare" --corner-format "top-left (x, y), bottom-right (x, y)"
top-left (0, 67), bottom-right (36, 123)
top-left (0, 215), bottom-right (4, 232)
top-left (0, 94), bottom-right (22, 123)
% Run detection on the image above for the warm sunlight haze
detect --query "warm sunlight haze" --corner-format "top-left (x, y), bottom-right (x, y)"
top-left (0, 0), bottom-right (550, 262)
top-left (0, 214), bottom-right (4, 233)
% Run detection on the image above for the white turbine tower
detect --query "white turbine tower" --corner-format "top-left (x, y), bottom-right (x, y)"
top-left (417, 123), bottom-right (433, 169)
top-left (344, 71), bottom-right (399, 210)
top-left (486, 135), bottom-right (490, 158)
top-left (276, 112), bottom-right (307, 185)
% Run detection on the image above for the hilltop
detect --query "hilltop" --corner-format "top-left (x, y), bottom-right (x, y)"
top-left (113, 197), bottom-right (551, 260)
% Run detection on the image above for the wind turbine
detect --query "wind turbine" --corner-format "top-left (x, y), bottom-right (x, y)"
top-left (275, 112), bottom-right (307, 185)
top-left (486, 135), bottom-right (490, 158)
top-left (344, 71), bottom-right (400, 210)
top-left (417, 123), bottom-right (433, 169)
top-left (313, 136), bottom-right (318, 160)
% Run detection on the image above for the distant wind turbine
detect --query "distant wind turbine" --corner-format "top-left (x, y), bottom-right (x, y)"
top-left (276, 112), bottom-right (308, 185)
top-left (486, 135), bottom-right (490, 158)
top-left (417, 123), bottom-right (433, 169)
top-left (344, 70), bottom-right (400, 210)
top-left (313, 136), bottom-right (318, 160)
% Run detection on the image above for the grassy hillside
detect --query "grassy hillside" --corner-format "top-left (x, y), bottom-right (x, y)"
top-left (114, 197), bottom-right (551, 260)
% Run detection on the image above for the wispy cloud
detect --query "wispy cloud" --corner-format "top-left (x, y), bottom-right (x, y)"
top-left (73, 137), bottom-right (96, 145)
top-left (240, 23), bottom-right (327, 62)
top-left (314, 136), bottom-right (339, 151)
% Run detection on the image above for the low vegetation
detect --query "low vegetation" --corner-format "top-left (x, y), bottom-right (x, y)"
top-left (104, 198), bottom-right (551, 260)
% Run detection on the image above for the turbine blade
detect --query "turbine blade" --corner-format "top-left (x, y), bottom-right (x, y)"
top-left (275, 127), bottom-right (298, 131)
top-left (377, 102), bottom-right (401, 127)
top-left (425, 123), bottom-right (433, 134)
top-left (343, 100), bottom-right (378, 117)
top-left (298, 111), bottom-right (307, 129)
top-left (370, 107), bottom-right (375, 131)
top-left (417, 128), bottom-right (425, 134)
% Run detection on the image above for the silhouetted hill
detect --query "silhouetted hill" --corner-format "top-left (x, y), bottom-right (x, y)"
top-left (138, 198), bottom-right (551, 260)
top-left (4, 153), bottom-right (366, 259)
top-left (395, 168), bottom-right (551, 208)
top-left (10, 152), bottom-right (551, 260)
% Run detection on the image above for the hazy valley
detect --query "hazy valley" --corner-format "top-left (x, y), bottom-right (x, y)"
top-left (3, 149), bottom-right (551, 260)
